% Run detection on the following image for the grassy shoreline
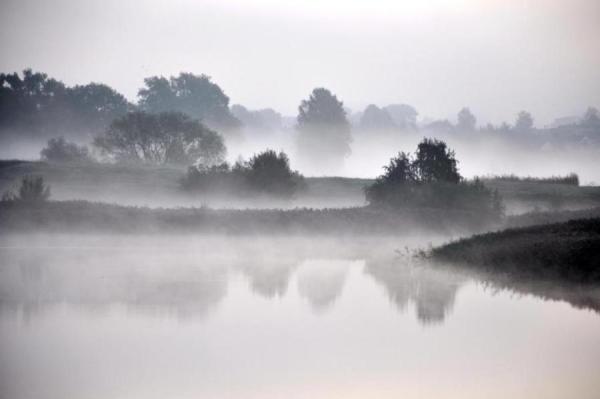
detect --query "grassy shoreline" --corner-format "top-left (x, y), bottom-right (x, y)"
top-left (0, 200), bottom-right (503, 235)
top-left (431, 218), bottom-right (600, 283)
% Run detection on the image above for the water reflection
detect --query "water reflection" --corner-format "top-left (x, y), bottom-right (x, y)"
top-left (296, 260), bottom-right (349, 313)
top-left (238, 261), bottom-right (297, 299)
top-left (0, 236), bottom-right (598, 326)
top-left (0, 248), bottom-right (229, 321)
top-left (365, 258), bottom-right (464, 325)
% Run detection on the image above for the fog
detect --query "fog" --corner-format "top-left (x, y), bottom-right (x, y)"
top-left (2, 1), bottom-right (600, 398)
top-left (2, 234), bottom-right (600, 399)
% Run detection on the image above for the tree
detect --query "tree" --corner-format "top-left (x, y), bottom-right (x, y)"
top-left (359, 104), bottom-right (396, 131)
top-left (413, 138), bottom-right (461, 183)
top-left (67, 83), bottom-right (130, 132)
top-left (0, 69), bottom-right (130, 138)
top-left (296, 88), bottom-right (352, 173)
top-left (94, 111), bottom-right (226, 166)
top-left (514, 111), bottom-right (534, 132)
top-left (457, 107), bottom-right (476, 132)
top-left (40, 137), bottom-right (91, 163)
top-left (365, 139), bottom-right (502, 217)
top-left (383, 104), bottom-right (418, 130)
top-left (138, 72), bottom-right (240, 132)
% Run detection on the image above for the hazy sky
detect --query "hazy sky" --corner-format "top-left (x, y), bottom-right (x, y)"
top-left (1, 0), bottom-right (599, 126)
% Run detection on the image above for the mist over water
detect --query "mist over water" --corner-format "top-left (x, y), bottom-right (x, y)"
top-left (1, 234), bottom-right (599, 399)
top-left (1, 1), bottom-right (600, 397)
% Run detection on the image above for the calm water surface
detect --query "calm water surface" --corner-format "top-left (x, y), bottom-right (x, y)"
top-left (1, 235), bottom-right (599, 399)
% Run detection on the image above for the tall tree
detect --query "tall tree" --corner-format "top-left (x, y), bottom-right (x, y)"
top-left (296, 88), bottom-right (351, 173)
top-left (138, 72), bottom-right (240, 132)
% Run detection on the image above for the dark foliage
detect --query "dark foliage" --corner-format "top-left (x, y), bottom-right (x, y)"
top-left (366, 139), bottom-right (502, 218)
top-left (2, 175), bottom-right (50, 203)
top-left (94, 111), bottom-right (225, 166)
top-left (413, 138), bottom-right (460, 183)
top-left (40, 137), bottom-right (91, 163)
top-left (0, 69), bottom-right (130, 139)
top-left (181, 149), bottom-right (305, 197)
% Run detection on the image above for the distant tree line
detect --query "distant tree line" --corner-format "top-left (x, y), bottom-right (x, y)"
top-left (2, 68), bottom-right (599, 172)
top-left (0, 69), bottom-right (131, 139)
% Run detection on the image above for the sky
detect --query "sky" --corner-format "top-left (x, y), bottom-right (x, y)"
top-left (1, 0), bottom-right (599, 126)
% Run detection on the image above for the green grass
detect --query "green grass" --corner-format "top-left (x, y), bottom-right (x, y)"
top-left (431, 218), bottom-right (600, 283)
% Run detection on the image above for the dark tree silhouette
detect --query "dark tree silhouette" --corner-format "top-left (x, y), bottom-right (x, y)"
top-left (365, 138), bottom-right (501, 217)
top-left (94, 111), bottom-right (225, 166)
top-left (243, 150), bottom-right (304, 196)
top-left (359, 104), bottom-right (396, 131)
top-left (138, 72), bottom-right (240, 132)
top-left (296, 88), bottom-right (351, 173)
top-left (413, 138), bottom-right (460, 183)
top-left (41, 137), bottom-right (91, 163)
top-left (0, 69), bottom-right (130, 138)
top-left (457, 107), bottom-right (476, 131)
top-left (182, 149), bottom-right (304, 197)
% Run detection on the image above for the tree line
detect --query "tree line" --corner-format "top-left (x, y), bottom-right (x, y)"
top-left (2, 68), bottom-right (599, 175)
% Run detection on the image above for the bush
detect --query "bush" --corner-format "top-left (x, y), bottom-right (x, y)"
top-left (2, 175), bottom-right (51, 204)
top-left (40, 137), bottom-right (91, 163)
top-left (181, 150), bottom-right (305, 198)
top-left (366, 138), bottom-right (503, 218)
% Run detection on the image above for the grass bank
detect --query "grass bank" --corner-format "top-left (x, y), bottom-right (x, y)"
top-left (431, 218), bottom-right (600, 283)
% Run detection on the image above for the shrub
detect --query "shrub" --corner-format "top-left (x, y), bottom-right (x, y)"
top-left (366, 139), bottom-right (503, 218)
top-left (2, 175), bottom-right (51, 204)
top-left (181, 150), bottom-right (305, 197)
top-left (40, 137), bottom-right (91, 163)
